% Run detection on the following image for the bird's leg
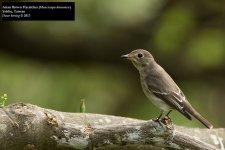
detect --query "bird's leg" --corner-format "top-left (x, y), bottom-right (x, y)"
top-left (153, 110), bottom-right (173, 127)
top-left (162, 110), bottom-right (173, 127)
top-left (157, 110), bottom-right (163, 120)
top-left (153, 110), bottom-right (163, 122)
top-left (166, 110), bottom-right (172, 117)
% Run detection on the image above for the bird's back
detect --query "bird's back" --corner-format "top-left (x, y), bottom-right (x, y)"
top-left (140, 64), bottom-right (193, 119)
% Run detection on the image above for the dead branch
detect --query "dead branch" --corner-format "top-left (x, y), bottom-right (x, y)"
top-left (0, 103), bottom-right (224, 150)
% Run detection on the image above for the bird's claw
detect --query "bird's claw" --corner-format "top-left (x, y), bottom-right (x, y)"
top-left (152, 117), bottom-right (164, 127)
top-left (152, 116), bottom-right (173, 128)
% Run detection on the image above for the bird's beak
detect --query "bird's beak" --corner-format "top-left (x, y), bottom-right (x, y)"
top-left (121, 54), bottom-right (130, 59)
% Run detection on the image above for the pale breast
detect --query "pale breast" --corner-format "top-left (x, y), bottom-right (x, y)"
top-left (140, 75), bottom-right (172, 111)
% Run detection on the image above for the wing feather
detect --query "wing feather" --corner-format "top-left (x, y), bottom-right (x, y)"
top-left (144, 65), bottom-right (192, 120)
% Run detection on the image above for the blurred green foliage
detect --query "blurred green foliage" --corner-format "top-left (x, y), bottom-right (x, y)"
top-left (0, 52), bottom-right (133, 114)
top-left (0, 0), bottom-right (225, 128)
top-left (187, 29), bottom-right (225, 68)
top-left (154, 4), bottom-right (196, 53)
top-left (0, 93), bottom-right (7, 107)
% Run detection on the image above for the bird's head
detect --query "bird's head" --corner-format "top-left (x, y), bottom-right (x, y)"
top-left (121, 49), bottom-right (155, 71)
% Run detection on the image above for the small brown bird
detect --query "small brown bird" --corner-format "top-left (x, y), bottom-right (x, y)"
top-left (122, 49), bottom-right (213, 129)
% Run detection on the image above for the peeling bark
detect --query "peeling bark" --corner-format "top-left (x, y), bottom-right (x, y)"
top-left (0, 103), bottom-right (224, 150)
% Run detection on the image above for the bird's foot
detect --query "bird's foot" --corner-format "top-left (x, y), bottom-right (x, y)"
top-left (152, 116), bottom-right (173, 128)
top-left (152, 117), bottom-right (160, 122)
top-left (162, 116), bottom-right (172, 124)
top-left (161, 116), bottom-right (174, 129)
top-left (152, 117), bottom-right (164, 127)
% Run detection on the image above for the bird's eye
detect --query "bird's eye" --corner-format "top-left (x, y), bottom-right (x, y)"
top-left (137, 53), bottom-right (143, 58)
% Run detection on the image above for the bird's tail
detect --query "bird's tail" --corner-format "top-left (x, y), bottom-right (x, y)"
top-left (189, 108), bottom-right (213, 129)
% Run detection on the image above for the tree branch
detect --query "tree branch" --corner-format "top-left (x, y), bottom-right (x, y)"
top-left (0, 103), bottom-right (224, 150)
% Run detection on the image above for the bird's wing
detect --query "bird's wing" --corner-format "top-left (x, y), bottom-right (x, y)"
top-left (150, 88), bottom-right (192, 120)
top-left (145, 66), bottom-right (192, 120)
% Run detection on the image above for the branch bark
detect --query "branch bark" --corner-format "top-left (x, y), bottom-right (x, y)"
top-left (0, 103), bottom-right (224, 150)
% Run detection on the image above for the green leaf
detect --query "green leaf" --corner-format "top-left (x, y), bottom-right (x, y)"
top-left (80, 99), bottom-right (86, 113)
top-left (0, 93), bottom-right (7, 107)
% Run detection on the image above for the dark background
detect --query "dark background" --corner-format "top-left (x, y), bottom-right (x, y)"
top-left (0, 0), bottom-right (224, 128)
